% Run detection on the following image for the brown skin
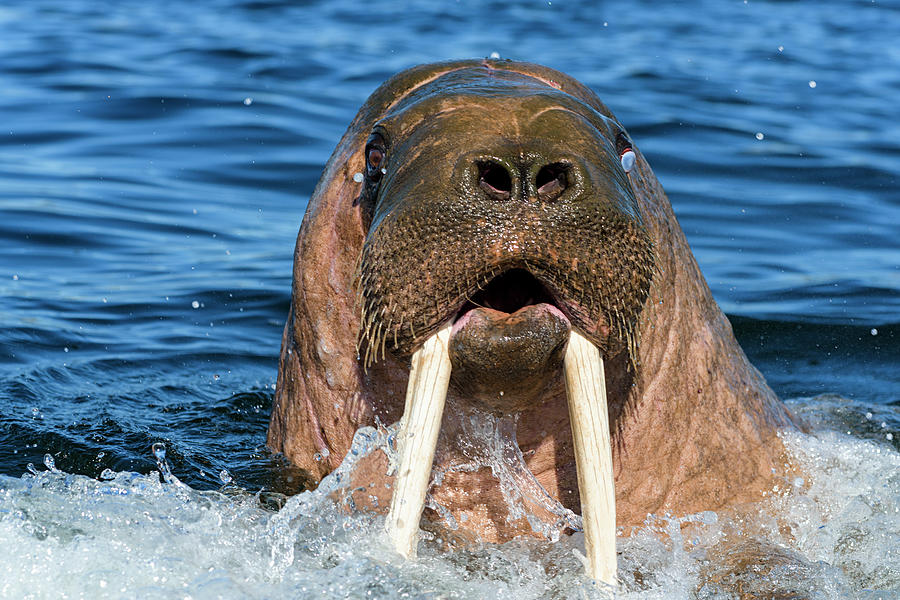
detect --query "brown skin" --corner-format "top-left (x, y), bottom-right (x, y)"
top-left (268, 59), bottom-right (800, 543)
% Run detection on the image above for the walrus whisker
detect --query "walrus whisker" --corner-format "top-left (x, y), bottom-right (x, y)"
top-left (385, 324), bottom-right (453, 558)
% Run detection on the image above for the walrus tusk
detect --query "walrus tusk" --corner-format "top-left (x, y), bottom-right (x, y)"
top-left (385, 323), bottom-right (453, 558)
top-left (564, 329), bottom-right (617, 586)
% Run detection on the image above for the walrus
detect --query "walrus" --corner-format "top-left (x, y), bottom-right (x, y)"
top-left (268, 59), bottom-right (799, 581)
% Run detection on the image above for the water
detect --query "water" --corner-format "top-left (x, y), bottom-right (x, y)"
top-left (0, 0), bottom-right (897, 597)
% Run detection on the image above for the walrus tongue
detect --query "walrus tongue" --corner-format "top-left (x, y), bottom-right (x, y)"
top-left (384, 325), bottom-right (617, 586)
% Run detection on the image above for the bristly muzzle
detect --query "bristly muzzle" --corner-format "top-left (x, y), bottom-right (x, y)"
top-left (354, 203), bottom-right (656, 368)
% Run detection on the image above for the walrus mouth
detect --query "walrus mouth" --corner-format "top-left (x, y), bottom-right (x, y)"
top-left (456, 269), bottom-right (556, 318)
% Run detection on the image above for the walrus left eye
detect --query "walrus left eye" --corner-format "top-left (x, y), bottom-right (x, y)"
top-left (615, 132), bottom-right (636, 174)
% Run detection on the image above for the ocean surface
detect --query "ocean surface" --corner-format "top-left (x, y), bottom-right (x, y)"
top-left (0, 0), bottom-right (897, 598)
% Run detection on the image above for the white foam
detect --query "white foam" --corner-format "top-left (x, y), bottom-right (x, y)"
top-left (0, 410), bottom-right (897, 599)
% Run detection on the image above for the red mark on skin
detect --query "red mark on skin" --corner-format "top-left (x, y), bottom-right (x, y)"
top-left (481, 58), bottom-right (496, 79)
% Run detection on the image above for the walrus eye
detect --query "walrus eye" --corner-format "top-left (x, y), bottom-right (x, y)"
top-left (615, 131), bottom-right (636, 174)
top-left (365, 133), bottom-right (387, 181)
top-left (367, 147), bottom-right (384, 172)
top-left (620, 149), bottom-right (636, 173)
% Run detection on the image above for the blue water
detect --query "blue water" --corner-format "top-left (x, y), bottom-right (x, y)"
top-left (0, 1), bottom-right (898, 596)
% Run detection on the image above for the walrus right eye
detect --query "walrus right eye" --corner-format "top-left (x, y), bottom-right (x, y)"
top-left (365, 134), bottom-right (387, 182)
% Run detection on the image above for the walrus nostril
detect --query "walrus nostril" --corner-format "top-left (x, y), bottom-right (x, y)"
top-left (536, 162), bottom-right (569, 201)
top-left (477, 161), bottom-right (512, 200)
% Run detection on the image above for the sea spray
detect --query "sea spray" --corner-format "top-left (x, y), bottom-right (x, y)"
top-left (0, 401), bottom-right (897, 599)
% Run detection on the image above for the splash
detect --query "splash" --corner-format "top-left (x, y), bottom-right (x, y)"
top-left (428, 409), bottom-right (582, 542)
top-left (0, 399), bottom-right (897, 599)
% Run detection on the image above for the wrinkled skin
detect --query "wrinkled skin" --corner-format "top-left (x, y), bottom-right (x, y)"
top-left (268, 59), bottom-right (799, 543)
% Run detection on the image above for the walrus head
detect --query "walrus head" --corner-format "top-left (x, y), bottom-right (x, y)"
top-left (355, 68), bottom-right (655, 414)
top-left (269, 60), bottom-right (797, 582)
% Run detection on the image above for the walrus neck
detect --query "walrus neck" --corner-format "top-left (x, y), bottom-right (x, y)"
top-left (607, 159), bottom-right (799, 523)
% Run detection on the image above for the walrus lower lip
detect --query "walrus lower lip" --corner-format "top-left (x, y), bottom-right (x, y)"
top-left (450, 303), bottom-right (570, 339)
top-left (447, 303), bottom-right (571, 411)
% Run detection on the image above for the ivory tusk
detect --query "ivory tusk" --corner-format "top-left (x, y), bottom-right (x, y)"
top-left (385, 323), bottom-right (453, 558)
top-left (563, 329), bottom-right (617, 586)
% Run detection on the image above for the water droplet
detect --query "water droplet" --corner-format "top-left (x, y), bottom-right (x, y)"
top-left (44, 454), bottom-right (57, 471)
top-left (191, 300), bottom-right (200, 309)
top-left (888, 433), bottom-right (894, 441)
top-left (99, 468), bottom-right (116, 480)
top-left (866, 412), bottom-right (873, 420)
top-left (380, 167), bottom-right (387, 175)
top-left (313, 452), bottom-right (323, 462)
top-left (213, 373), bottom-right (220, 381)
top-left (352, 172), bottom-right (364, 183)
top-left (152, 442), bottom-right (166, 462)
top-left (620, 150), bottom-right (636, 173)
top-left (12, 274), bottom-right (18, 280)
top-left (243, 97), bottom-right (253, 106)
top-left (31, 407), bottom-right (39, 417)
top-left (64, 347), bottom-right (69, 353)
top-left (219, 469), bottom-right (233, 484)
top-left (808, 80), bottom-right (817, 88)
top-left (871, 328), bottom-right (878, 336)
top-left (755, 132), bottom-right (764, 140)
top-left (778, 45), bottom-right (784, 52)
top-left (489, 51), bottom-right (500, 59)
